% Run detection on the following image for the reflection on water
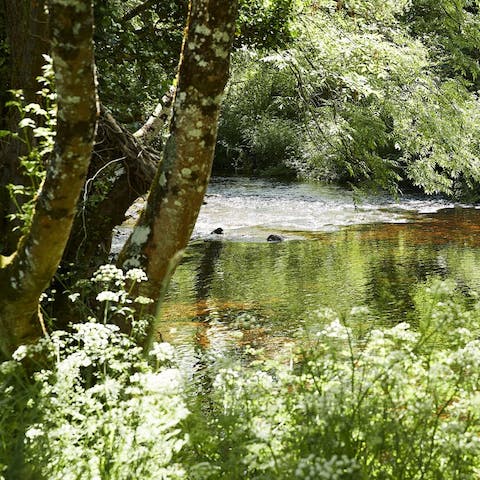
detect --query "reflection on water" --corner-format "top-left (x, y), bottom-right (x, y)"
top-left (154, 178), bottom-right (480, 361)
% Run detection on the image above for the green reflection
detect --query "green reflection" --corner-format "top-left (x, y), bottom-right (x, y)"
top-left (161, 208), bottom-right (480, 354)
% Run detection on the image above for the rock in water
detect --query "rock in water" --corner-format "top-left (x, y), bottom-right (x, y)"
top-left (267, 234), bottom-right (283, 242)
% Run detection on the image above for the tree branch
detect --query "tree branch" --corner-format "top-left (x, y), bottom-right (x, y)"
top-left (60, 105), bottom-right (160, 278)
top-left (121, 0), bottom-right (157, 22)
top-left (133, 86), bottom-right (175, 144)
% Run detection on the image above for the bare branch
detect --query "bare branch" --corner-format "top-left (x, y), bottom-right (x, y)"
top-left (133, 86), bottom-right (175, 144)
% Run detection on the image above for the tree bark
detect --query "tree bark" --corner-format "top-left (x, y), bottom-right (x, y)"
top-left (133, 86), bottom-right (174, 144)
top-left (60, 105), bottom-right (160, 277)
top-left (0, 0), bottom-right (97, 358)
top-left (118, 0), bottom-right (238, 339)
top-left (0, 0), bottom-right (49, 255)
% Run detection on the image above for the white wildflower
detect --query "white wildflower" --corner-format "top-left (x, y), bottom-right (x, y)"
top-left (92, 264), bottom-right (125, 283)
top-left (350, 306), bottom-right (370, 316)
top-left (150, 342), bottom-right (176, 362)
top-left (134, 368), bottom-right (183, 394)
top-left (125, 268), bottom-right (148, 283)
top-left (68, 292), bottom-right (81, 303)
top-left (25, 425), bottom-right (44, 441)
top-left (96, 290), bottom-right (120, 302)
top-left (12, 345), bottom-right (28, 362)
top-left (134, 295), bottom-right (154, 305)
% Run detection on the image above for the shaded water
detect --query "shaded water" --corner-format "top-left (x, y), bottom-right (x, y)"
top-left (146, 178), bottom-right (480, 358)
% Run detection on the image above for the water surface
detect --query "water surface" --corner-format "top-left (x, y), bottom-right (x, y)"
top-left (131, 177), bottom-right (479, 359)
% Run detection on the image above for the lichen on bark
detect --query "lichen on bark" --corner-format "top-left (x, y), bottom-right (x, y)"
top-left (0, 0), bottom-right (98, 358)
top-left (118, 0), bottom-right (238, 342)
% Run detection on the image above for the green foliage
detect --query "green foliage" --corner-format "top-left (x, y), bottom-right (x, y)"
top-left (404, 0), bottom-right (480, 88)
top-left (237, 0), bottom-right (297, 49)
top-left (216, 53), bottom-right (304, 175)
top-left (94, 0), bottom-right (296, 125)
top-left (2, 276), bottom-right (480, 479)
top-left (94, 0), bottom-right (186, 123)
top-left (4, 58), bottom-right (56, 233)
top-left (0, 8), bottom-right (9, 130)
top-left (217, 0), bottom-right (480, 196)
top-left (0, 323), bottom-right (187, 480)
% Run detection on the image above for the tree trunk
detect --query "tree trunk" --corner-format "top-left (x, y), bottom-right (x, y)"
top-left (118, 0), bottom-right (238, 341)
top-left (60, 106), bottom-right (160, 276)
top-left (0, 0), bottom-right (97, 358)
top-left (0, 0), bottom-right (49, 255)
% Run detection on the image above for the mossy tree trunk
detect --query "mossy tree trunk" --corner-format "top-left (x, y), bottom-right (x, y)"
top-left (0, 0), bottom-right (98, 358)
top-left (118, 0), bottom-right (238, 339)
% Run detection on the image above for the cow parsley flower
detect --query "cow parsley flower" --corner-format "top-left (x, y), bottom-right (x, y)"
top-left (134, 295), bottom-right (154, 305)
top-left (96, 291), bottom-right (120, 302)
top-left (125, 268), bottom-right (148, 283)
top-left (68, 292), bottom-right (81, 303)
top-left (150, 342), bottom-right (175, 362)
top-left (12, 345), bottom-right (28, 362)
top-left (92, 264), bottom-right (125, 284)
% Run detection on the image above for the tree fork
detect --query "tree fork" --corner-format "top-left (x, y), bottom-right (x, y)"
top-left (60, 105), bottom-right (160, 275)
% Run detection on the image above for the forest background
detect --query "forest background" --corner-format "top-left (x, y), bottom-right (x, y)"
top-left (1, 0), bottom-right (480, 479)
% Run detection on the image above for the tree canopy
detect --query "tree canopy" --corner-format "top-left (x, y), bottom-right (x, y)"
top-left (216, 0), bottom-right (480, 197)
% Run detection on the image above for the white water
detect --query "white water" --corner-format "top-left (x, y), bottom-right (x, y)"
top-left (192, 177), bottom-right (456, 241)
top-left (112, 176), bottom-right (458, 249)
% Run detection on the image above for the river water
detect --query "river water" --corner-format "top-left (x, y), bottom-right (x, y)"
top-left (119, 177), bottom-right (480, 360)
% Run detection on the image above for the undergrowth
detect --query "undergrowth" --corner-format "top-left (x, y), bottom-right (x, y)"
top-left (1, 276), bottom-right (480, 479)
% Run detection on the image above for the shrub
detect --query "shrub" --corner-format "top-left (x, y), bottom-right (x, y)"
top-left (0, 265), bottom-right (187, 480)
top-left (183, 279), bottom-right (480, 479)
top-left (2, 278), bottom-right (480, 479)
top-left (0, 325), bottom-right (188, 480)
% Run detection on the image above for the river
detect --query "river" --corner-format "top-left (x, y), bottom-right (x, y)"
top-left (116, 177), bottom-right (480, 361)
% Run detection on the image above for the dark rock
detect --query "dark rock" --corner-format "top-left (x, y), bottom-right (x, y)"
top-left (267, 234), bottom-right (283, 242)
top-left (211, 228), bottom-right (224, 234)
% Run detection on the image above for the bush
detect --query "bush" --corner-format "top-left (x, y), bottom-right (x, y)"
top-left (0, 334), bottom-right (187, 479)
top-left (2, 278), bottom-right (480, 479)
top-left (184, 279), bottom-right (480, 479)
top-left (215, 55), bottom-right (304, 176)
top-left (216, 4), bottom-right (480, 196)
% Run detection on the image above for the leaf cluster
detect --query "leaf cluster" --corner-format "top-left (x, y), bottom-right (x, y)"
top-left (94, 0), bottom-right (297, 125)
top-left (217, 0), bottom-right (480, 197)
top-left (2, 60), bottom-right (57, 234)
